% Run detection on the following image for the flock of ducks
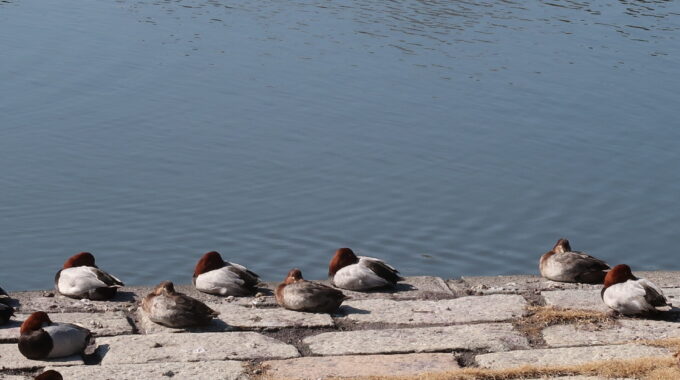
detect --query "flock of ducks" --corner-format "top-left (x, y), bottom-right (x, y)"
top-left (0, 239), bottom-right (673, 380)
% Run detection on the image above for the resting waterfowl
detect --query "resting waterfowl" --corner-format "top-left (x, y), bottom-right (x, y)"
top-left (0, 286), bottom-right (10, 304)
top-left (35, 370), bottom-right (63, 380)
top-left (18, 311), bottom-right (95, 360)
top-left (276, 269), bottom-right (347, 313)
top-left (55, 252), bottom-right (124, 300)
top-left (539, 238), bottom-right (609, 283)
top-left (601, 264), bottom-right (670, 315)
top-left (0, 303), bottom-right (14, 325)
top-left (193, 251), bottom-right (260, 296)
top-left (142, 281), bottom-right (219, 328)
top-left (328, 248), bottom-right (403, 291)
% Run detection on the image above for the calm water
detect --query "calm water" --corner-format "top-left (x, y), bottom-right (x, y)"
top-left (1, 0), bottom-right (679, 291)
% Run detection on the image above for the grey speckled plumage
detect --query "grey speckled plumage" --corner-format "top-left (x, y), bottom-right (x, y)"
top-left (539, 238), bottom-right (609, 284)
top-left (142, 281), bottom-right (219, 328)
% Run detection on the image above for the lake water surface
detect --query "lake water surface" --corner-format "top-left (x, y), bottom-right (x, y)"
top-left (1, 0), bottom-right (679, 291)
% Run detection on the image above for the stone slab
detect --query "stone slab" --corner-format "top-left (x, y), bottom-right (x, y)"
top-left (0, 312), bottom-right (133, 343)
top-left (543, 319), bottom-right (680, 347)
top-left (541, 290), bottom-right (610, 313)
top-left (454, 275), bottom-right (602, 295)
top-left (476, 344), bottom-right (671, 369)
top-left (338, 294), bottom-right (526, 325)
top-left (0, 343), bottom-right (83, 370)
top-left (303, 323), bottom-right (528, 356)
top-left (7, 290), bottom-right (137, 314)
top-left (262, 353), bottom-right (460, 379)
top-left (98, 332), bottom-right (299, 364)
top-left (527, 377), bottom-right (634, 380)
top-left (48, 361), bottom-right (246, 380)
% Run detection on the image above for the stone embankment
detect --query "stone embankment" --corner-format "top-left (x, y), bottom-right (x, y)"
top-left (1, 272), bottom-right (680, 379)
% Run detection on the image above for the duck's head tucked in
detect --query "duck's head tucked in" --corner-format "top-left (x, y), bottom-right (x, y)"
top-left (63, 252), bottom-right (97, 268)
top-left (604, 264), bottom-right (636, 289)
top-left (328, 248), bottom-right (360, 277)
top-left (552, 238), bottom-right (571, 254)
top-left (194, 251), bottom-right (226, 277)
top-left (153, 281), bottom-right (176, 295)
top-left (20, 311), bottom-right (52, 334)
top-left (284, 268), bottom-right (304, 284)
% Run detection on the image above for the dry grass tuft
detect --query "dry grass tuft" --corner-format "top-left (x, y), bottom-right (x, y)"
top-left (329, 356), bottom-right (678, 380)
top-left (523, 306), bottom-right (614, 327)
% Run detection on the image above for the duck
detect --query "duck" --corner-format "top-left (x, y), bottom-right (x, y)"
top-left (142, 281), bottom-right (220, 328)
top-left (276, 268), bottom-right (347, 313)
top-left (35, 370), bottom-right (63, 380)
top-left (539, 238), bottom-right (609, 283)
top-left (0, 285), bottom-right (10, 304)
top-left (193, 251), bottom-right (260, 296)
top-left (18, 311), bottom-right (95, 360)
top-left (601, 264), bottom-right (670, 315)
top-left (55, 252), bottom-right (124, 300)
top-left (328, 248), bottom-right (404, 291)
top-left (0, 303), bottom-right (14, 325)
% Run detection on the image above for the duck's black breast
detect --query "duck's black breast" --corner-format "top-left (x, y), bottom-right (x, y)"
top-left (18, 330), bottom-right (53, 360)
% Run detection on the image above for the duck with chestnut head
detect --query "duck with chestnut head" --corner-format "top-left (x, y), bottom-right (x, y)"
top-left (601, 264), bottom-right (670, 315)
top-left (18, 311), bottom-right (95, 360)
top-left (328, 248), bottom-right (403, 291)
top-left (276, 269), bottom-right (347, 313)
top-left (193, 251), bottom-right (260, 297)
top-left (55, 252), bottom-right (124, 300)
top-left (539, 238), bottom-right (609, 283)
top-left (142, 281), bottom-right (220, 328)
top-left (34, 370), bottom-right (63, 380)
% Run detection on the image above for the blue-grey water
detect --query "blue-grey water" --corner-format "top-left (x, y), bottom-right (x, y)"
top-left (1, 0), bottom-right (679, 291)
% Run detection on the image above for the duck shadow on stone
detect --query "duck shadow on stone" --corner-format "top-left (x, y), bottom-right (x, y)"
top-left (336, 305), bottom-right (371, 316)
top-left (111, 291), bottom-right (137, 303)
top-left (91, 343), bottom-right (110, 364)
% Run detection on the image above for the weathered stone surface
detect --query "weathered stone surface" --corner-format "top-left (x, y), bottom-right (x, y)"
top-left (0, 343), bottom-right (83, 370)
top-left (526, 377), bottom-right (634, 380)
top-left (476, 344), bottom-right (671, 369)
top-left (48, 361), bottom-right (246, 380)
top-left (541, 290), bottom-right (609, 312)
top-left (98, 332), bottom-right (299, 364)
top-left (0, 312), bottom-right (133, 343)
top-left (454, 275), bottom-right (601, 295)
top-left (304, 323), bottom-right (528, 356)
top-left (339, 295), bottom-right (526, 325)
top-left (7, 290), bottom-right (137, 314)
top-left (543, 319), bottom-right (680, 347)
top-left (262, 353), bottom-right (460, 379)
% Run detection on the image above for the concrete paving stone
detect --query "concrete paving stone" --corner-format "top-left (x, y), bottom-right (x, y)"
top-left (476, 344), bottom-right (671, 369)
top-left (303, 323), bottom-right (529, 356)
top-left (98, 332), bottom-right (299, 364)
top-left (0, 343), bottom-right (83, 370)
top-left (541, 290), bottom-right (610, 313)
top-left (261, 353), bottom-right (460, 379)
top-left (543, 319), bottom-right (680, 347)
top-left (338, 294), bottom-right (527, 325)
top-left (47, 361), bottom-right (246, 380)
top-left (332, 276), bottom-right (454, 300)
top-left (7, 290), bottom-right (137, 314)
top-left (456, 275), bottom-right (601, 296)
top-left (526, 377), bottom-right (634, 380)
top-left (0, 312), bottom-right (133, 343)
